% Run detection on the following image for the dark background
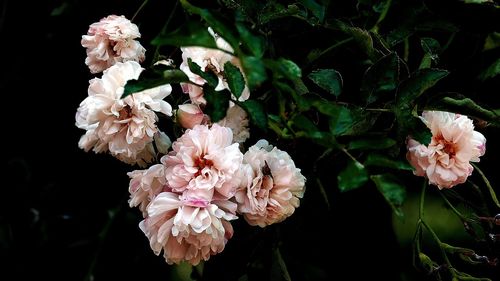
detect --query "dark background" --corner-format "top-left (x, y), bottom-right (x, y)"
top-left (2, 0), bottom-right (499, 280)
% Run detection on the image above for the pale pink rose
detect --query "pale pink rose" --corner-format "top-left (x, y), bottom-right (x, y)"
top-left (82, 15), bottom-right (146, 73)
top-left (177, 104), bottom-right (205, 129)
top-left (163, 124), bottom-right (244, 201)
top-left (179, 28), bottom-right (250, 105)
top-left (406, 111), bottom-right (487, 189)
top-left (217, 104), bottom-right (250, 144)
top-left (75, 61), bottom-right (173, 166)
top-left (139, 192), bottom-right (237, 265)
top-left (235, 140), bottom-right (306, 227)
top-left (128, 164), bottom-right (168, 215)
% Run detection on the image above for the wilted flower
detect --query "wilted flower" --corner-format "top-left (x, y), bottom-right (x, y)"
top-left (235, 140), bottom-right (306, 227)
top-left (82, 15), bottom-right (146, 73)
top-left (406, 111), bottom-right (486, 189)
top-left (75, 61), bottom-right (172, 166)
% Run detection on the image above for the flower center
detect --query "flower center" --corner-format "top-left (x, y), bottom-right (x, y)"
top-left (434, 135), bottom-right (457, 156)
top-left (194, 156), bottom-right (213, 177)
top-left (119, 105), bottom-right (133, 120)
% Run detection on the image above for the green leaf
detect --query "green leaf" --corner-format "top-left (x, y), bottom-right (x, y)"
top-left (241, 100), bottom-right (268, 131)
top-left (483, 32), bottom-right (500, 51)
top-left (151, 21), bottom-right (217, 49)
top-left (204, 86), bottom-right (230, 122)
top-left (364, 154), bottom-right (413, 171)
top-left (462, 0), bottom-right (495, 4)
top-left (348, 137), bottom-right (396, 150)
top-left (236, 23), bottom-right (265, 58)
top-left (420, 38), bottom-right (440, 61)
top-left (370, 174), bottom-right (407, 217)
top-left (298, 0), bottom-right (326, 22)
top-left (258, 3), bottom-right (305, 25)
top-left (122, 69), bottom-right (189, 99)
top-left (241, 56), bottom-right (267, 90)
top-left (329, 106), bottom-right (353, 136)
top-left (309, 131), bottom-right (338, 148)
top-left (180, 0), bottom-right (240, 51)
top-left (188, 58), bottom-right (219, 88)
top-left (342, 107), bottom-right (381, 136)
top-left (308, 69), bottom-right (343, 97)
top-left (361, 53), bottom-right (399, 104)
top-left (343, 27), bottom-right (383, 61)
top-left (267, 58), bottom-right (302, 80)
top-left (337, 160), bottom-right (369, 192)
top-left (479, 58), bottom-right (500, 81)
top-left (396, 69), bottom-right (448, 105)
top-left (224, 62), bottom-right (246, 99)
top-left (292, 114), bottom-right (318, 133)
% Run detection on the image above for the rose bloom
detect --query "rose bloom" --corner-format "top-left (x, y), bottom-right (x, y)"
top-left (235, 140), bottom-right (306, 227)
top-left (176, 104), bottom-right (205, 129)
top-left (128, 124), bottom-right (243, 265)
top-left (76, 61), bottom-right (172, 166)
top-left (407, 111), bottom-right (486, 189)
top-left (82, 15), bottom-right (146, 73)
top-left (180, 28), bottom-right (250, 104)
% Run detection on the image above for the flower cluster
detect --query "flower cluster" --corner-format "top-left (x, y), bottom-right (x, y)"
top-left (76, 15), bottom-right (305, 265)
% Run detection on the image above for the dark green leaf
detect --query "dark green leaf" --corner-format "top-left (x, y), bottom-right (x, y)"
top-left (308, 69), bottom-right (343, 97)
top-left (236, 23), bottom-right (265, 57)
top-left (329, 106), bottom-right (353, 136)
top-left (462, 0), bottom-right (495, 4)
top-left (241, 56), bottom-right (267, 89)
top-left (337, 160), bottom-right (369, 192)
top-left (188, 58), bottom-right (219, 88)
top-left (292, 114), bottom-right (318, 134)
top-left (241, 100), bottom-right (268, 131)
top-left (396, 69), bottom-right (448, 105)
top-left (258, 3), bottom-right (305, 25)
top-left (479, 58), bottom-right (500, 81)
top-left (151, 21), bottom-right (218, 49)
top-left (122, 69), bottom-right (189, 99)
top-left (370, 174), bottom-right (407, 217)
top-left (420, 38), bottom-right (440, 60)
top-left (361, 53), bottom-right (399, 104)
top-left (343, 27), bottom-right (383, 61)
top-left (484, 32), bottom-right (500, 51)
top-left (204, 86), bottom-right (230, 122)
top-left (348, 137), bottom-right (396, 150)
top-left (298, 0), bottom-right (326, 22)
top-left (342, 107), bottom-right (381, 136)
top-left (224, 62), bottom-right (246, 99)
top-left (180, 0), bottom-right (240, 51)
top-left (364, 154), bottom-right (413, 170)
top-left (267, 58), bottom-right (302, 80)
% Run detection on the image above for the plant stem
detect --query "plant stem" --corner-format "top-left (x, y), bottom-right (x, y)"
top-left (472, 163), bottom-right (500, 208)
top-left (131, 0), bottom-right (150, 22)
top-left (421, 220), bottom-right (453, 268)
top-left (419, 180), bottom-right (427, 219)
top-left (439, 191), bottom-right (468, 221)
top-left (307, 38), bottom-right (353, 66)
top-left (371, 0), bottom-right (393, 33)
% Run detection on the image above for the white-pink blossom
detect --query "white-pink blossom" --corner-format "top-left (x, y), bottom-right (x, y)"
top-left (82, 15), bottom-right (146, 73)
top-left (140, 192), bottom-right (237, 265)
top-left (406, 111), bottom-right (486, 189)
top-left (128, 164), bottom-right (168, 215)
top-left (75, 61), bottom-right (172, 166)
top-left (235, 140), bottom-right (306, 227)
top-left (163, 124), bottom-right (243, 201)
top-left (176, 104), bottom-right (205, 129)
top-left (180, 28), bottom-right (250, 105)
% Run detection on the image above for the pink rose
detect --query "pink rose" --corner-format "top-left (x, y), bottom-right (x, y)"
top-left (81, 15), bottom-right (146, 73)
top-left (406, 111), bottom-right (486, 189)
top-left (235, 140), bottom-right (306, 227)
top-left (176, 104), bottom-right (205, 129)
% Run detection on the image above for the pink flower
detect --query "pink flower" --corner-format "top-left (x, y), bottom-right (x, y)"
top-left (406, 111), bottom-right (486, 189)
top-left (128, 164), bottom-right (168, 215)
top-left (176, 104), bottom-right (205, 129)
top-left (82, 15), bottom-right (146, 73)
top-left (163, 124), bottom-right (244, 201)
top-left (235, 140), bottom-right (306, 227)
top-left (75, 61), bottom-right (172, 166)
top-left (180, 28), bottom-right (250, 105)
top-left (217, 104), bottom-right (250, 143)
top-left (140, 192), bottom-right (237, 265)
